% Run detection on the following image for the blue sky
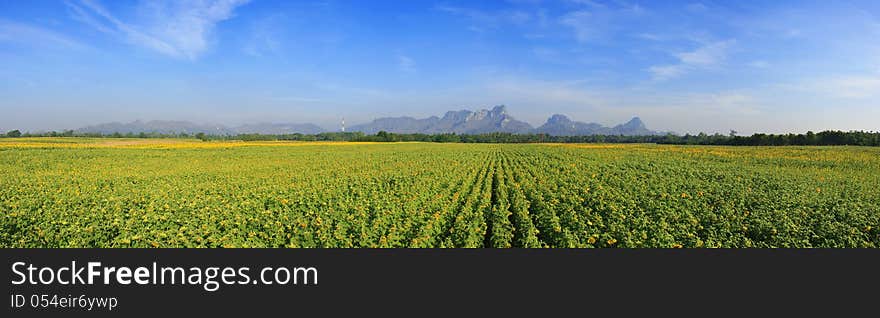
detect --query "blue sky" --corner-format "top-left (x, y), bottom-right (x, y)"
top-left (1, 0), bottom-right (878, 134)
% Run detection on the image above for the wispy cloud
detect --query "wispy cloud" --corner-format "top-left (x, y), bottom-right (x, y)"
top-left (397, 55), bottom-right (417, 73)
top-left (532, 47), bottom-right (560, 62)
top-left (677, 40), bottom-right (733, 65)
top-left (685, 3), bottom-right (708, 13)
top-left (67, 0), bottom-right (250, 60)
top-left (0, 19), bottom-right (87, 50)
top-left (748, 60), bottom-right (770, 68)
top-left (243, 14), bottom-right (284, 58)
top-left (435, 5), bottom-right (491, 22)
top-left (566, 0), bottom-right (607, 8)
top-left (647, 65), bottom-right (685, 81)
top-left (487, 76), bottom-right (606, 107)
top-left (696, 92), bottom-right (761, 115)
top-left (559, 1), bottom-right (647, 44)
top-left (635, 33), bottom-right (664, 41)
top-left (435, 5), bottom-right (533, 32)
top-left (788, 75), bottom-right (880, 99)
top-left (559, 10), bottom-right (600, 43)
top-left (268, 96), bottom-right (324, 103)
top-left (649, 39), bottom-right (736, 80)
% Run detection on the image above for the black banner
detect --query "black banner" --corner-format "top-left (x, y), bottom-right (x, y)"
top-left (3, 249), bottom-right (878, 316)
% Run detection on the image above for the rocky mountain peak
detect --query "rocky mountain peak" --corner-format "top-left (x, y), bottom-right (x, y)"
top-left (546, 114), bottom-right (572, 124)
top-left (618, 117), bottom-right (646, 130)
top-left (489, 105), bottom-right (507, 116)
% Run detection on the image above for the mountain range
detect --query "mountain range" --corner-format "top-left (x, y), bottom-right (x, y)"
top-left (75, 105), bottom-right (659, 136)
top-left (76, 120), bottom-right (325, 135)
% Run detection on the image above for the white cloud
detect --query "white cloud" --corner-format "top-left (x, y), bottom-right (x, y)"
top-left (506, 0), bottom-right (545, 4)
top-left (268, 96), bottom-right (324, 103)
top-left (648, 65), bottom-right (685, 81)
top-left (506, 11), bottom-right (532, 25)
top-left (532, 47), bottom-right (560, 62)
top-left (804, 76), bottom-right (880, 99)
top-left (0, 19), bottom-right (87, 50)
top-left (559, 2), bottom-right (646, 44)
top-left (535, 9), bottom-right (549, 27)
top-left (622, 3), bottom-right (646, 15)
top-left (67, 0), bottom-right (250, 60)
top-left (649, 40), bottom-right (735, 80)
top-left (397, 55), bottom-right (416, 73)
top-left (685, 3), bottom-right (708, 13)
top-left (243, 14), bottom-right (284, 58)
top-left (748, 60), bottom-right (770, 68)
top-left (559, 10), bottom-right (598, 43)
top-left (699, 92), bottom-right (761, 115)
top-left (773, 73), bottom-right (880, 102)
top-left (436, 5), bottom-right (534, 31)
top-left (635, 33), bottom-right (663, 41)
top-left (65, 1), bottom-right (114, 34)
top-left (486, 76), bottom-right (606, 109)
top-left (435, 5), bottom-right (492, 22)
top-left (566, 0), bottom-right (607, 9)
top-left (676, 40), bottom-right (734, 66)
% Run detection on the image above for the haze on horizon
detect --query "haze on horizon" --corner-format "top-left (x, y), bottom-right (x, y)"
top-left (1, 0), bottom-right (879, 135)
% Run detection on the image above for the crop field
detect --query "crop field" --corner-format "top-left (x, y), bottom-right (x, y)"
top-left (1, 138), bottom-right (878, 248)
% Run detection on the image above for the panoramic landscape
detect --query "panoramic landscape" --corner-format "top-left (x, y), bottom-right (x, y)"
top-left (1, 0), bottom-right (878, 248)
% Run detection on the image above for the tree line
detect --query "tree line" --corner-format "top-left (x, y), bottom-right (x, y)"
top-left (3, 129), bottom-right (879, 146)
top-left (353, 130), bottom-right (880, 146)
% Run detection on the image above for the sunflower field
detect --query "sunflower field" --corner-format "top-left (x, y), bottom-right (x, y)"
top-left (1, 138), bottom-right (878, 247)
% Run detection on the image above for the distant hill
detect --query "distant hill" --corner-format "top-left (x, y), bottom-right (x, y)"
top-left (74, 106), bottom-right (661, 136)
top-left (231, 123), bottom-right (325, 135)
top-left (612, 117), bottom-right (654, 135)
top-left (535, 114), bottom-right (655, 136)
top-left (76, 120), bottom-right (232, 135)
top-left (76, 120), bottom-right (325, 135)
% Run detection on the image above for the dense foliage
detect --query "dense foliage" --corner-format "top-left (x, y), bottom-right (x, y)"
top-left (1, 138), bottom-right (877, 247)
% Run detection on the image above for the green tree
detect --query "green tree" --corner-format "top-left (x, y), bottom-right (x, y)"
top-left (195, 132), bottom-right (208, 141)
top-left (376, 131), bottom-right (390, 141)
top-left (6, 130), bottom-right (22, 137)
